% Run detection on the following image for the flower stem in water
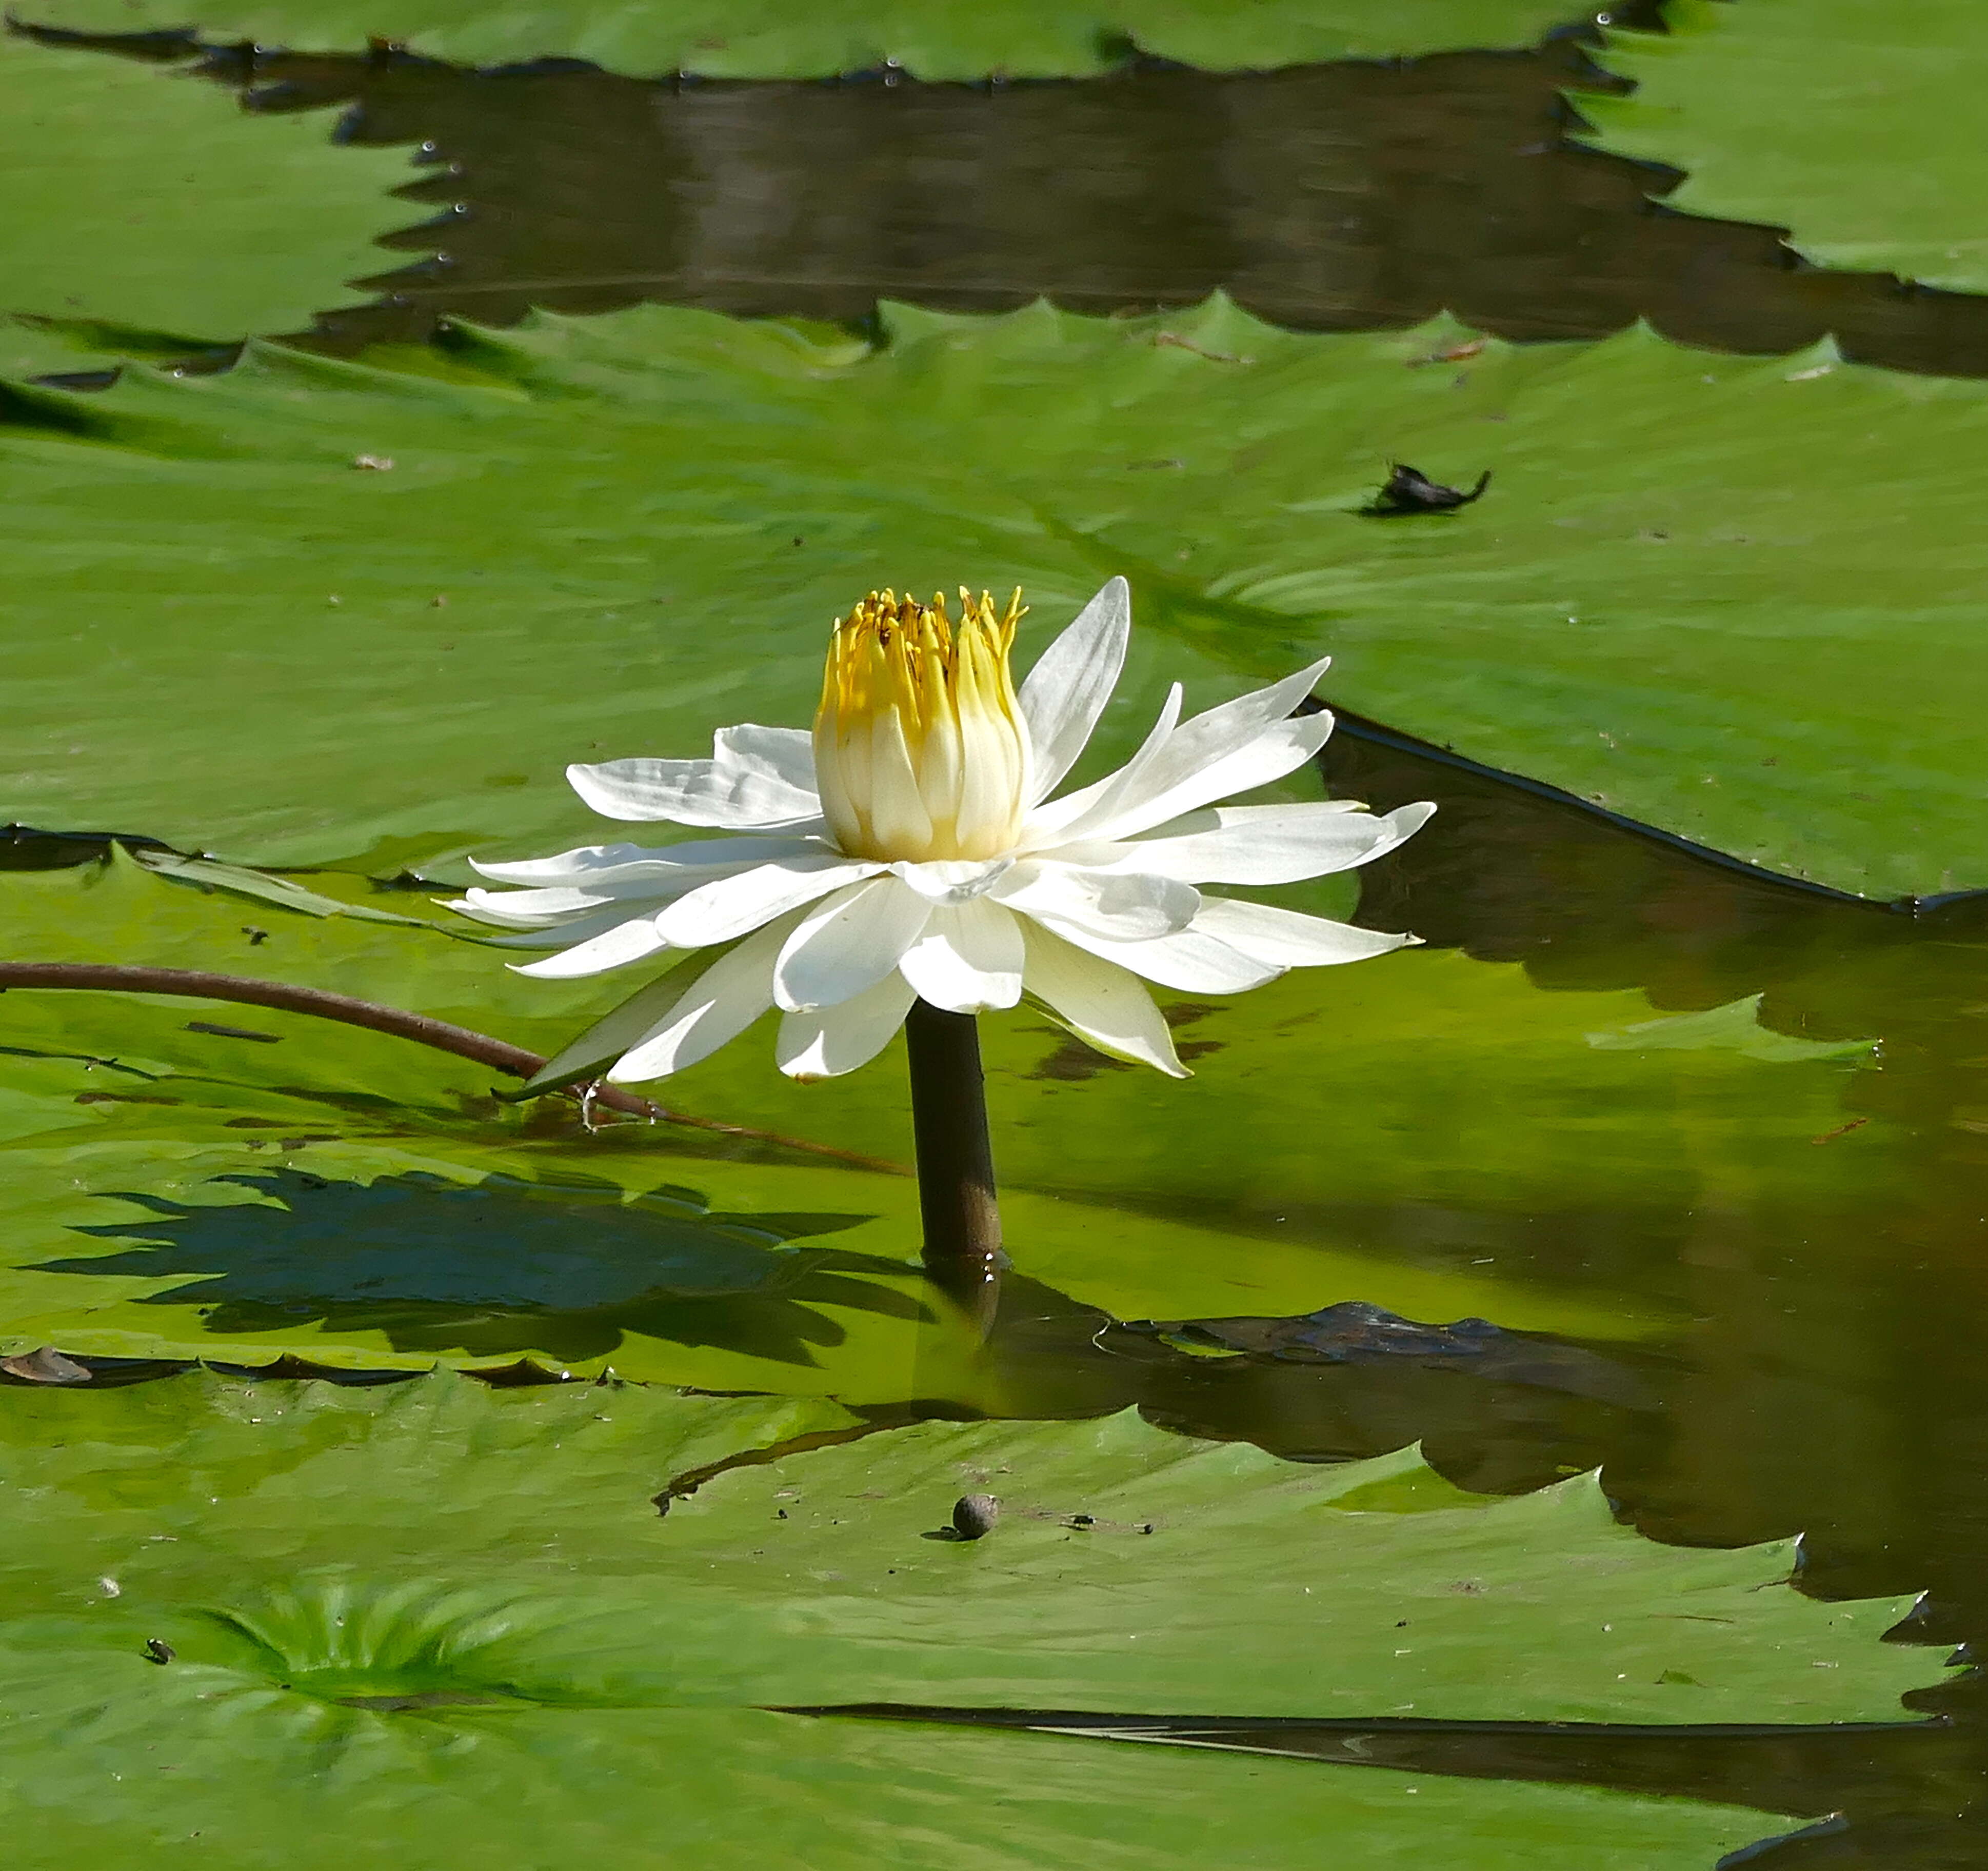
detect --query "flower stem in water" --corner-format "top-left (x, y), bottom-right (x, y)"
top-left (903, 998), bottom-right (1004, 1326)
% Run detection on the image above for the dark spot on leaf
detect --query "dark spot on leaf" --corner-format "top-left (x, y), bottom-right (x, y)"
top-left (1361, 463), bottom-right (1492, 515)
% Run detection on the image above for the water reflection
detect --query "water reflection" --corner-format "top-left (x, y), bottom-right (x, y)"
top-left (181, 41), bottom-right (1988, 377)
top-left (955, 718), bottom-right (1988, 1861)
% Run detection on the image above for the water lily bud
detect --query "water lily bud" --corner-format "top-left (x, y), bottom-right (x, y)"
top-left (814, 588), bottom-right (1031, 863)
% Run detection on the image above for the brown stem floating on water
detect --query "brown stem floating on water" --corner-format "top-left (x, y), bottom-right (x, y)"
top-left (903, 998), bottom-right (1004, 1327)
top-left (0, 963), bottom-right (907, 1177)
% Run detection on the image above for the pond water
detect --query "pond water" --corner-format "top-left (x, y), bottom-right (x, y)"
top-left (9, 21), bottom-right (1988, 1866)
top-left (203, 30), bottom-right (1988, 377)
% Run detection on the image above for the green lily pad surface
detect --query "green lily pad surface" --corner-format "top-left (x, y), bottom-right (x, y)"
top-left (0, 31), bottom-right (416, 380)
top-left (1576, 1), bottom-right (1988, 296)
top-left (0, 1371), bottom-right (1945, 1862)
top-left (0, 849), bottom-right (1888, 1379)
top-left (13, 1), bottom-right (1581, 79)
top-left (6, 302), bottom-right (1988, 893)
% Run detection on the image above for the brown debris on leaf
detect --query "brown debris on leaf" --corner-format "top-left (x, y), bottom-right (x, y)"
top-left (0, 1346), bottom-right (91, 1385)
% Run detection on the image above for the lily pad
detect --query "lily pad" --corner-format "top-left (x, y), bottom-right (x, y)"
top-left (1576, 1), bottom-right (1988, 296)
top-left (0, 847), bottom-right (1890, 1381)
top-left (0, 30), bottom-right (418, 380)
top-left (4, 299), bottom-right (1987, 894)
top-left (0, 1370), bottom-right (1946, 1862)
top-left (13, 1), bottom-right (1583, 80)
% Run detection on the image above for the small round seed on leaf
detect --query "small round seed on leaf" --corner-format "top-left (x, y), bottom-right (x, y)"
top-left (951, 1494), bottom-right (1000, 1540)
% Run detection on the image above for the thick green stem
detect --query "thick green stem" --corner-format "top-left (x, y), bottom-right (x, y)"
top-left (903, 998), bottom-right (1004, 1326)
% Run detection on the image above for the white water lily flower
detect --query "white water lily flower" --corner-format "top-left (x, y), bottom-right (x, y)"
top-left (453, 578), bottom-right (1433, 1083)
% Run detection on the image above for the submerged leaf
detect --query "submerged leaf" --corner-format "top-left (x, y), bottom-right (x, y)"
top-left (1587, 993), bottom-right (1877, 1063)
top-left (0, 850), bottom-right (1879, 1387)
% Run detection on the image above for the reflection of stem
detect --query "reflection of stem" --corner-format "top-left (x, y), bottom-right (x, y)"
top-left (0, 963), bottom-right (907, 1177)
top-left (903, 999), bottom-right (1004, 1328)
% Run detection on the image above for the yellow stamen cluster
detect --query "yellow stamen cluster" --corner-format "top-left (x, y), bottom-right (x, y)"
top-left (814, 587), bottom-right (1032, 863)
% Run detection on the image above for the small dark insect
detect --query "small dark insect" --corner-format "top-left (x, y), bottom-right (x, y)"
top-left (242, 926), bottom-right (269, 946)
top-left (1361, 463), bottom-right (1492, 516)
top-left (143, 1638), bottom-right (176, 1665)
top-left (951, 1494), bottom-right (1000, 1541)
top-left (1066, 1513), bottom-right (1097, 1530)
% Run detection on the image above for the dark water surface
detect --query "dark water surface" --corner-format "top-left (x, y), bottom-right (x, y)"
top-left (17, 21), bottom-right (1988, 1865)
top-left (877, 720), bottom-right (1986, 1866)
top-left (184, 32), bottom-right (1988, 379)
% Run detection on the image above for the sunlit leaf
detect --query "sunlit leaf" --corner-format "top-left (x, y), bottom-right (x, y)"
top-left (1576, 0), bottom-right (1988, 296)
top-left (3, 300), bottom-right (1984, 894)
top-left (13, 1), bottom-right (1581, 81)
top-left (0, 1369), bottom-right (1946, 1862)
top-left (0, 31), bottom-right (416, 379)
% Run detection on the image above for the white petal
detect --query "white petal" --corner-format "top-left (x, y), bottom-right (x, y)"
top-left (1192, 895), bottom-right (1421, 967)
top-left (1065, 800), bottom-right (1436, 885)
top-left (776, 971), bottom-right (919, 1081)
top-left (1018, 576), bottom-right (1130, 805)
top-left (995, 859), bottom-right (1200, 942)
top-left (444, 891), bottom-right (571, 931)
top-left (773, 877), bottom-right (931, 1012)
top-left (468, 841), bottom-right (655, 885)
top-left (459, 902), bottom-right (653, 947)
top-left (481, 913), bottom-right (647, 951)
top-left (511, 912), bottom-right (671, 980)
top-left (654, 855), bottom-right (883, 948)
top-left (898, 900), bottom-right (1026, 1012)
top-left (470, 834), bottom-right (823, 887)
top-left (862, 707), bottom-right (936, 855)
top-left (1148, 657), bottom-right (1334, 792)
top-left (1019, 920), bottom-right (1187, 1078)
top-left (889, 856), bottom-right (1014, 906)
top-left (607, 912), bottom-right (797, 1081)
top-left (713, 723), bottom-right (819, 797)
top-left (1084, 711), bottom-right (1339, 844)
top-left (567, 734), bottom-right (821, 827)
top-left (1038, 657), bottom-right (1339, 846)
top-left (1046, 920), bottom-right (1283, 994)
top-left (461, 883), bottom-right (650, 920)
top-left (1022, 681), bottom-right (1184, 846)
top-left (516, 949), bottom-right (711, 1092)
top-left (458, 887), bottom-right (612, 922)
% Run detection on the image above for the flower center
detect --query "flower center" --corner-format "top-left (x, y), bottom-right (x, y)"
top-left (813, 587), bottom-right (1032, 863)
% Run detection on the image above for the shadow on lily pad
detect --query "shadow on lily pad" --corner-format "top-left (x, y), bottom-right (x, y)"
top-left (40, 1167), bottom-right (928, 1366)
